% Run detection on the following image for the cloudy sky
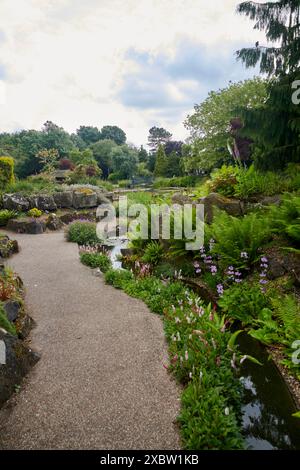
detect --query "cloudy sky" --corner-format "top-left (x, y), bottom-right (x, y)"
top-left (0, 0), bottom-right (264, 146)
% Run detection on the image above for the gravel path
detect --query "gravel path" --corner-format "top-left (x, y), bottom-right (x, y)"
top-left (0, 231), bottom-right (180, 450)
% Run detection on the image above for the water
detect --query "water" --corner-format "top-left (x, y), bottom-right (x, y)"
top-left (239, 333), bottom-right (300, 450)
top-left (105, 237), bottom-right (128, 270)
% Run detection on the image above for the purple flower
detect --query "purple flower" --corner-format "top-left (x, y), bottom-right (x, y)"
top-left (234, 271), bottom-right (242, 277)
top-left (261, 257), bottom-right (268, 263)
top-left (210, 265), bottom-right (217, 275)
top-left (240, 251), bottom-right (248, 259)
top-left (217, 284), bottom-right (224, 296)
top-left (260, 279), bottom-right (268, 285)
top-left (235, 278), bottom-right (242, 283)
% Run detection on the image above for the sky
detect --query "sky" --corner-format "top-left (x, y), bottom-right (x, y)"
top-left (0, 0), bottom-right (265, 147)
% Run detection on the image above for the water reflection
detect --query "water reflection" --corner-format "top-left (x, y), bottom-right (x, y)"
top-left (239, 333), bottom-right (300, 450)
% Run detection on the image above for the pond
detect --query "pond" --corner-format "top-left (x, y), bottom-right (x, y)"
top-left (239, 333), bottom-right (300, 450)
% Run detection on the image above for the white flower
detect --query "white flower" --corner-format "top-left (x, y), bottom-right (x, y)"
top-left (224, 407), bottom-right (230, 416)
top-left (185, 350), bottom-right (189, 361)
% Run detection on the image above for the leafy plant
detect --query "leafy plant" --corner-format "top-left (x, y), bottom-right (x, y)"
top-left (209, 211), bottom-right (272, 268)
top-left (207, 165), bottom-right (238, 197)
top-left (218, 283), bottom-right (269, 324)
top-left (269, 194), bottom-right (300, 243)
top-left (28, 208), bottom-right (42, 218)
top-left (0, 304), bottom-right (16, 335)
top-left (104, 269), bottom-right (133, 289)
top-left (0, 210), bottom-right (16, 226)
top-left (141, 241), bottom-right (164, 266)
top-left (80, 251), bottom-right (111, 272)
top-left (65, 221), bottom-right (100, 246)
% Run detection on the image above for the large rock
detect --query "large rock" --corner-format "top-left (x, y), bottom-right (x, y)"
top-left (53, 191), bottom-right (73, 208)
top-left (182, 278), bottom-right (218, 304)
top-left (199, 193), bottom-right (243, 223)
top-left (3, 194), bottom-right (30, 212)
top-left (3, 300), bottom-right (21, 323)
top-left (37, 195), bottom-right (57, 212)
top-left (171, 192), bottom-right (193, 205)
top-left (7, 218), bottom-right (46, 234)
top-left (73, 189), bottom-right (98, 209)
top-left (0, 329), bottom-right (40, 407)
top-left (46, 213), bottom-right (63, 231)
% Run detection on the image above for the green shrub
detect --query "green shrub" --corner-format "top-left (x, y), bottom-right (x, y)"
top-left (0, 156), bottom-right (15, 191)
top-left (141, 241), bottom-right (164, 265)
top-left (28, 208), bottom-right (42, 218)
top-left (80, 252), bottom-right (111, 272)
top-left (104, 268), bottom-right (133, 289)
top-left (66, 221), bottom-right (100, 245)
top-left (218, 283), bottom-right (269, 324)
top-left (209, 211), bottom-right (272, 268)
top-left (234, 165), bottom-right (299, 199)
top-left (0, 304), bottom-right (16, 335)
top-left (269, 194), bottom-right (300, 243)
top-left (0, 210), bottom-right (16, 227)
top-left (207, 165), bottom-right (238, 197)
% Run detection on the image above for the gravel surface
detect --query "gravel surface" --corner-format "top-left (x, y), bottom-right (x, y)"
top-left (0, 231), bottom-right (180, 450)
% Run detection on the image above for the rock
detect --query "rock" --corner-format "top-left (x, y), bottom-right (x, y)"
top-left (58, 210), bottom-right (96, 225)
top-left (3, 300), bottom-right (21, 323)
top-left (0, 236), bottom-right (19, 258)
top-left (37, 195), bottom-right (57, 212)
top-left (3, 194), bottom-right (30, 212)
top-left (171, 192), bottom-right (193, 205)
top-left (260, 195), bottom-right (282, 206)
top-left (16, 314), bottom-right (35, 340)
top-left (0, 329), bottom-right (40, 407)
top-left (73, 189), bottom-right (98, 209)
top-left (46, 214), bottom-right (63, 231)
top-left (53, 191), bottom-right (73, 208)
top-left (199, 193), bottom-right (243, 223)
top-left (7, 218), bottom-right (46, 234)
top-left (268, 258), bottom-right (286, 280)
top-left (182, 278), bottom-right (218, 304)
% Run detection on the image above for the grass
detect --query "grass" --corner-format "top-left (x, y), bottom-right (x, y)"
top-left (0, 303), bottom-right (16, 335)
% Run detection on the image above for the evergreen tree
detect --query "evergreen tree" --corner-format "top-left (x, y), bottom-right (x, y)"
top-left (148, 126), bottom-right (172, 152)
top-left (154, 144), bottom-right (168, 177)
top-left (236, 1), bottom-right (300, 76)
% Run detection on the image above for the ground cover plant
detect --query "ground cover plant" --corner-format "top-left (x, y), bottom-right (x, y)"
top-left (79, 246), bottom-right (111, 272)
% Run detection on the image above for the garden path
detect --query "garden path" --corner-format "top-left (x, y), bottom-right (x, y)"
top-left (0, 231), bottom-right (180, 449)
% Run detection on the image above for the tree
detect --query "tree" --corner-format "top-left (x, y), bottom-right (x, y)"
top-left (36, 148), bottom-right (59, 173)
top-left (154, 144), bottom-right (168, 177)
top-left (236, 1), bottom-right (300, 169)
top-left (89, 139), bottom-right (117, 178)
top-left (41, 121), bottom-right (74, 157)
top-left (236, 1), bottom-right (300, 76)
top-left (238, 72), bottom-right (300, 170)
top-left (100, 125), bottom-right (126, 145)
top-left (184, 78), bottom-right (267, 172)
top-left (138, 145), bottom-right (148, 163)
top-left (148, 126), bottom-right (172, 152)
top-left (76, 126), bottom-right (101, 145)
top-left (110, 144), bottom-right (138, 179)
top-left (164, 140), bottom-right (183, 157)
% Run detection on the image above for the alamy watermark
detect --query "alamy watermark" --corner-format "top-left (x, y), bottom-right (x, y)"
top-left (96, 196), bottom-right (204, 251)
top-left (292, 80), bottom-right (300, 105)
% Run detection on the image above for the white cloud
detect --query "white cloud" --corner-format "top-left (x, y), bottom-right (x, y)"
top-left (0, 0), bottom-right (266, 145)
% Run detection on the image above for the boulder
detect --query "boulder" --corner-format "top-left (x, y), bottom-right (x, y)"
top-left (2, 194), bottom-right (30, 212)
top-left (37, 195), bottom-right (57, 212)
top-left (7, 218), bottom-right (46, 234)
top-left (171, 192), bottom-right (193, 205)
top-left (0, 329), bottom-right (40, 407)
top-left (46, 213), bottom-right (64, 231)
top-left (73, 189), bottom-right (98, 209)
top-left (182, 278), bottom-right (218, 304)
top-left (3, 300), bottom-right (21, 323)
top-left (199, 193), bottom-right (243, 223)
top-left (53, 191), bottom-right (73, 208)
